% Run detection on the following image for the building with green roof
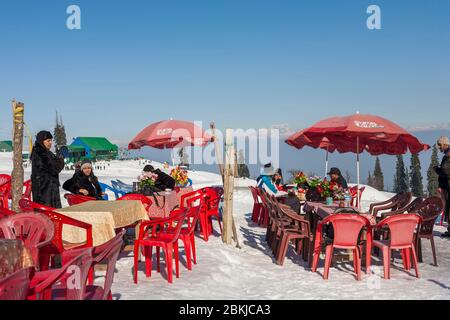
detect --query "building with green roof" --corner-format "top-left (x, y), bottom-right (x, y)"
top-left (0, 140), bottom-right (13, 152)
top-left (69, 137), bottom-right (118, 162)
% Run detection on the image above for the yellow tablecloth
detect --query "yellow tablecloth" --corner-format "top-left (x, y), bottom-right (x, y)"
top-left (56, 200), bottom-right (149, 246)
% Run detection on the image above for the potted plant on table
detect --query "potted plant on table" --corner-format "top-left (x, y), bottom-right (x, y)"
top-left (137, 171), bottom-right (158, 195)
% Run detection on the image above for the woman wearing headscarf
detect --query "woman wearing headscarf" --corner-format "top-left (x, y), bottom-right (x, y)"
top-left (30, 131), bottom-right (65, 208)
top-left (63, 159), bottom-right (103, 200)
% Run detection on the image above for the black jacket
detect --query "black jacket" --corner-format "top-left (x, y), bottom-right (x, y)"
top-left (436, 154), bottom-right (450, 191)
top-left (153, 169), bottom-right (176, 191)
top-left (30, 143), bottom-right (65, 208)
top-left (63, 170), bottom-right (103, 200)
top-left (334, 176), bottom-right (348, 189)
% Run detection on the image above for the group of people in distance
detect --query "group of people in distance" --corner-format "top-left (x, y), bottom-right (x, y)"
top-left (255, 135), bottom-right (450, 238)
top-left (29, 130), bottom-right (176, 209)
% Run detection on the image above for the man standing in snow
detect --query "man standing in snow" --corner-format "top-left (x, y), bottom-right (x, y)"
top-left (435, 136), bottom-right (450, 237)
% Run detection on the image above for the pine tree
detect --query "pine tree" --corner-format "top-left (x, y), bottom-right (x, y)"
top-left (393, 155), bottom-right (409, 193)
top-left (373, 157), bottom-right (384, 191)
top-left (410, 153), bottom-right (425, 197)
top-left (427, 144), bottom-right (439, 197)
top-left (53, 112), bottom-right (67, 151)
top-left (367, 171), bottom-right (374, 187)
top-left (237, 149), bottom-right (250, 178)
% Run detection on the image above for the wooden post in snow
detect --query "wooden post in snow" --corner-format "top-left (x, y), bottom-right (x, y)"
top-left (209, 122), bottom-right (224, 177)
top-left (11, 100), bottom-right (25, 212)
top-left (222, 129), bottom-right (235, 244)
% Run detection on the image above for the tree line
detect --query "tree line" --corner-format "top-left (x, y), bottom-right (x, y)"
top-left (367, 144), bottom-right (440, 197)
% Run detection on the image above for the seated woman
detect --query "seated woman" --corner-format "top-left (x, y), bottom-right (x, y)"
top-left (328, 167), bottom-right (348, 190)
top-left (256, 163), bottom-right (279, 195)
top-left (63, 159), bottom-right (104, 200)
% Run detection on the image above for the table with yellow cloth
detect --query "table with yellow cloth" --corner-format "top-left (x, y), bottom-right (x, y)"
top-left (0, 239), bottom-right (34, 279)
top-left (56, 200), bottom-right (149, 246)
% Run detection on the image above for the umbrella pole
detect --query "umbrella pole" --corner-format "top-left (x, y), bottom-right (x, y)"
top-left (325, 147), bottom-right (329, 178)
top-left (356, 136), bottom-right (360, 208)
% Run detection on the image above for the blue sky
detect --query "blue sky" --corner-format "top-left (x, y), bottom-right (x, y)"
top-left (1, 0), bottom-right (449, 144)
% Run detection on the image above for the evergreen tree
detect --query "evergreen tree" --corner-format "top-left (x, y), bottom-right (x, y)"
top-left (373, 157), bottom-right (384, 191)
top-left (393, 155), bottom-right (409, 193)
top-left (410, 153), bottom-right (425, 197)
top-left (367, 171), bottom-right (374, 187)
top-left (178, 148), bottom-right (189, 167)
top-left (53, 112), bottom-right (67, 150)
top-left (427, 144), bottom-right (440, 197)
top-left (237, 149), bottom-right (250, 178)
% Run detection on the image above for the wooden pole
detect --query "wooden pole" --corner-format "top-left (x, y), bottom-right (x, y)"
top-left (234, 149), bottom-right (239, 178)
top-left (209, 122), bottom-right (224, 177)
top-left (11, 100), bottom-right (25, 212)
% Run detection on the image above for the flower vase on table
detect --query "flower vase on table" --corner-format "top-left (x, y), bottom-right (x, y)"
top-left (170, 166), bottom-right (189, 188)
top-left (137, 172), bottom-right (158, 196)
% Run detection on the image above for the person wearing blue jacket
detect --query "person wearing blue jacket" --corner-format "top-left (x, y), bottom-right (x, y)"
top-left (256, 163), bottom-right (278, 194)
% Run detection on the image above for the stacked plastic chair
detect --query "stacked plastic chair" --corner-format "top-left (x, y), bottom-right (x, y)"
top-left (0, 174), bottom-right (11, 209)
top-left (64, 193), bottom-right (96, 206)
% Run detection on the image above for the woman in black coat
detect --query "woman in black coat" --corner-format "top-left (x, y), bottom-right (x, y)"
top-left (30, 131), bottom-right (65, 208)
top-left (63, 160), bottom-right (103, 200)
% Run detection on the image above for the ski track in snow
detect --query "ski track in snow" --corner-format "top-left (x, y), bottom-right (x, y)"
top-left (1, 153), bottom-right (450, 300)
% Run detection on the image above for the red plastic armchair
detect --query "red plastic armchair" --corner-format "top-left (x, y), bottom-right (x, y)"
top-left (18, 198), bottom-right (93, 270)
top-left (133, 209), bottom-right (186, 284)
top-left (311, 214), bottom-right (372, 280)
top-left (369, 192), bottom-right (412, 219)
top-left (0, 213), bottom-right (54, 267)
top-left (0, 266), bottom-right (35, 300)
top-left (202, 187), bottom-right (223, 237)
top-left (29, 248), bottom-right (93, 300)
top-left (117, 193), bottom-right (153, 212)
top-left (249, 186), bottom-right (263, 223)
top-left (180, 189), bottom-right (211, 241)
top-left (350, 186), bottom-right (366, 208)
top-left (23, 180), bottom-right (32, 199)
top-left (64, 193), bottom-right (96, 206)
top-left (0, 174), bottom-right (11, 209)
top-left (61, 230), bottom-right (125, 299)
top-left (372, 214), bottom-right (422, 279)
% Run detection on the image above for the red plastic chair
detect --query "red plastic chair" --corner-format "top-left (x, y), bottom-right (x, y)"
top-left (0, 267), bottom-right (35, 300)
top-left (18, 198), bottom-right (93, 270)
top-left (64, 193), bottom-right (96, 206)
top-left (372, 214), bottom-right (422, 279)
top-left (0, 174), bottom-right (11, 209)
top-left (0, 213), bottom-right (55, 267)
top-left (23, 180), bottom-right (32, 199)
top-left (0, 207), bottom-right (16, 219)
top-left (180, 189), bottom-right (211, 241)
top-left (350, 186), bottom-right (366, 207)
top-left (201, 187), bottom-right (223, 237)
top-left (133, 209), bottom-right (186, 284)
top-left (169, 198), bottom-right (204, 270)
top-left (117, 194), bottom-right (153, 212)
top-left (29, 248), bottom-right (93, 300)
top-left (249, 186), bottom-right (263, 223)
top-left (61, 230), bottom-right (125, 299)
top-left (311, 214), bottom-right (372, 280)
top-left (258, 188), bottom-right (270, 227)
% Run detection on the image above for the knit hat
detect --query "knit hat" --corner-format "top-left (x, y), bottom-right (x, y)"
top-left (80, 159), bottom-right (93, 170)
top-left (36, 131), bottom-right (53, 144)
top-left (437, 136), bottom-right (450, 146)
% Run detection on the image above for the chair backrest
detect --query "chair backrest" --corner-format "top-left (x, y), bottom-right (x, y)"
top-left (180, 189), bottom-right (204, 209)
top-left (0, 174), bottom-right (11, 186)
top-left (91, 230), bottom-right (125, 300)
top-left (393, 192), bottom-right (414, 211)
top-left (23, 180), bottom-right (32, 199)
top-left (64, 193), bottom-right (96, 206)
top-left (378, 214), bottom-right (422, 247)
top-left (249, 187), bottom-right (259, 203)
top-left (0, 266), bottom-right (34, 300)
top-left (184, 205), bottom-right (201, 235)
top-left (323, 214), bottom-right (370, 247)
top-left (0, 213), bottom-right (55, 265)
top-left (117, 194), bottom-right (153, 212)
top-left (34, 248), bottom-right (93, 300)
top-left (371, 192), bottom-right (413, 217)
top-left (415, 197), bottom-right (444, 236)
top-left (19, 198), bottom-right (56, 212)
top-left (139, 209), bottom-right (186, 243)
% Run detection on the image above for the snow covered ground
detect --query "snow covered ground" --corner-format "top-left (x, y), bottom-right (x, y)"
top-left (1, 152), bottom-right (450, 300)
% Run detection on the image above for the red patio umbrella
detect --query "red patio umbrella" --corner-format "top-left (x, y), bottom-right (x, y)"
top-left (285, 113), bottom-right (430, 206)
top-left (128, 120), bottom-right (213, 150)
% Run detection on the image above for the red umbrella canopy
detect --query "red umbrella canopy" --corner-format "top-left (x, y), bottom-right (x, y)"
top-left (286, 129), bottom-right (337, 152)
top-left (128, 120), bottom-right (213, 150)
top-left (286, 114), bottom-right (430, 155)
